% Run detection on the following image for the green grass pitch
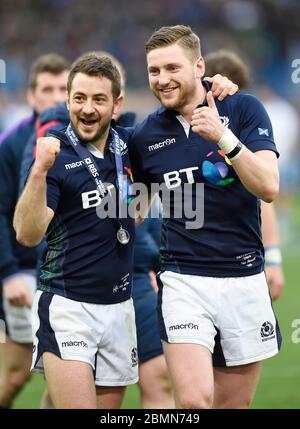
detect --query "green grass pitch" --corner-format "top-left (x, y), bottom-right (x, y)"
top-left (9, 253), bottom-right (300, 409)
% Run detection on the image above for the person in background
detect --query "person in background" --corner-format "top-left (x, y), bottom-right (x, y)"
top-left (0, 53), bottom-right (69, 409)
top-left (205, 49), bottom-right (285, 301)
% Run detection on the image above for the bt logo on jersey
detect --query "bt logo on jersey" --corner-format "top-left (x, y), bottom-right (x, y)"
top-left (163, 167), bottom-right (199, 189)
top-left (81, 186), bottom-right (115, 209)
top-left (163, 154), bottom-right (235, 189)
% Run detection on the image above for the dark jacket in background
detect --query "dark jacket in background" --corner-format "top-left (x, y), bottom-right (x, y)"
top-left (0, 113), bottom-right (38, 280)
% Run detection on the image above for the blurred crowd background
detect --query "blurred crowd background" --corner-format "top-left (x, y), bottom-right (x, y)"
top-left (0, 0), bottom-right (300, 243)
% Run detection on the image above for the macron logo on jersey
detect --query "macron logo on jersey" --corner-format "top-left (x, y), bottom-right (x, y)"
top-left (148, 138), bottom-right (176, 152)
top-left (65, 160), bottom-right (84, 170)
top-left (258, 128), bottom-right (269, 136)
top-left (65, 156), bottom-right (95, 170)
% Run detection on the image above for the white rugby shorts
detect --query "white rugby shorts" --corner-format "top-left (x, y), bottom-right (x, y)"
top-left (31, 292), bottom-right (138, 386)
top-left (158, 270), bottom-right (281, 366)
top-left (3, 271), bottom-right (37, 343)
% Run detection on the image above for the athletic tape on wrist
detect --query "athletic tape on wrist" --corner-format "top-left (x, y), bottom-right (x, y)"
top-left (218, 128), bottom-right (239, 154)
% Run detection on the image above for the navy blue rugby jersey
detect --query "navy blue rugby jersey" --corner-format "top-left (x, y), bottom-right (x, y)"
top-left (129, 88), bottom-right (279, 277)
top-left (39, 125), bottom-right (135, 304)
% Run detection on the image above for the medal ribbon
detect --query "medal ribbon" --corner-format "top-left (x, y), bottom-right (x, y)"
top-left (65, 122), bottom-right (129, 242)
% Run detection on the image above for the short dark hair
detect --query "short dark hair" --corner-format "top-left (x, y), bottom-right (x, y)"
top-left (67, 52), bottom-right (121, 99)
top-left (95, 51), bottom-right (126, 92)
top-left (205, 50), bottom-right (250, 90)
top-left (29, 53), bottom-right (70, 89)
top-left (146, 25), bottom-right (201, 62)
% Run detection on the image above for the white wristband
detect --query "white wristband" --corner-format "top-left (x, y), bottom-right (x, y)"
top-left (218, 128), bottom-right (239, 155)
top-left (265, 246), bottom-right (282, 266)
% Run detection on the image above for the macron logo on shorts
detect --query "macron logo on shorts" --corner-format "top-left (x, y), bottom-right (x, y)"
top-left (61, 340), bottom-right (88, 348)
top-left (169, 322), bottom-right (199, 331)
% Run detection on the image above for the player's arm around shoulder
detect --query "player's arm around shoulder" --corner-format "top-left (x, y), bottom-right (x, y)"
top-left (13, 136), bottom-right (60, 247)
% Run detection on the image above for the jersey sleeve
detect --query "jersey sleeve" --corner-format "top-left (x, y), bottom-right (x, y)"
top-left (46, 163), bottom-right (62, 212)
top-left (0, 138), bottom-right (20, 277)
top-left (19, 132), bottom-right (36, 196)
top-left (237, 94), bottom-right (279, 157)
top-left (23, 156), bottom-right (61, 213)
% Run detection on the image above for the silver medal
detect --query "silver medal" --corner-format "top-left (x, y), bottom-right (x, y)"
top-left (117, 227), bottom-right (130, 245)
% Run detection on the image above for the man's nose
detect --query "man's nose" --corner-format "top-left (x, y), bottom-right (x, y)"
top-left (157, 70), bottom-right (171, 86)
top-left (82, 100), bottom-right (95, 114)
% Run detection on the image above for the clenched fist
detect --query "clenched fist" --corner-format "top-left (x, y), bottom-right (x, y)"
top-left (34, 136), bottom-right (61, 172)
top-left (191, 91), bottom-right (225, 143)
top-left (3, 276), bottom-right (33, 308)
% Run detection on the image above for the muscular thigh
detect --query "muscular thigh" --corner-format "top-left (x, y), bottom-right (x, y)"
top-left (43, 352), bottom-right (96, 409)
top-left (96, 386), bottom-right (126, 409)
top-left (2, 337), bottom-right (32, 373)
top-left (163, 342), bottom-right (214, 405)
top-left (213, 362), bottom-right (261, 408)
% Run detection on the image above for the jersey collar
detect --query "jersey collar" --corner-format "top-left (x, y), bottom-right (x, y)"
top-left (62, 121), bottom-right (116, 153)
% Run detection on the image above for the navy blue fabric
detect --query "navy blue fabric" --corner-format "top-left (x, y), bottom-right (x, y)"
top-left (132, 217), bottom-right (161, 300)
top-left (34, 292), bottom-right (61, 367)
top-left (133, 286), bottom-right (163, 363)
top-left (37, 126), bottom-right (135, 304)
top-left (275, 316), bottom-right (282, 351)
top-left (18, 103), bottom-right (70, 284)
top-left (0, 113), bottom-right (38, 279)
top-left (0, 116), bottom-right (34, 146)
top-left (212, 329), bottom-right (226, 367)
top-left (156, 273), bottom-right (168, 343)
top-left (129, 85), bottom-right (279, 278)
top-left (132, 218), bottom-right (163, 362)
top-left (19, 102), bottom-right (69, 195)
top-left (116, 112), bottom-right (136, 128)
top-left (0, 280), bottom-right (6, 326)
top-left (120, 112), bottom-right (164, 362)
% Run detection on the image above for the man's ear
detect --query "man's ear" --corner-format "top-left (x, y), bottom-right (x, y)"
top-left (26, 89), bottom-right (34, 107)
top-left (196, 56), bottom-right (205, 80)
top-left (112, 94), bottom-right (124, 120)
top-left (66, 96), bottom-right (70, 111)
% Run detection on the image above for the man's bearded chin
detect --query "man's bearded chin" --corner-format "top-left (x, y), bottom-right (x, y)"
top-left (80, 122), bottom-right (110, 145)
